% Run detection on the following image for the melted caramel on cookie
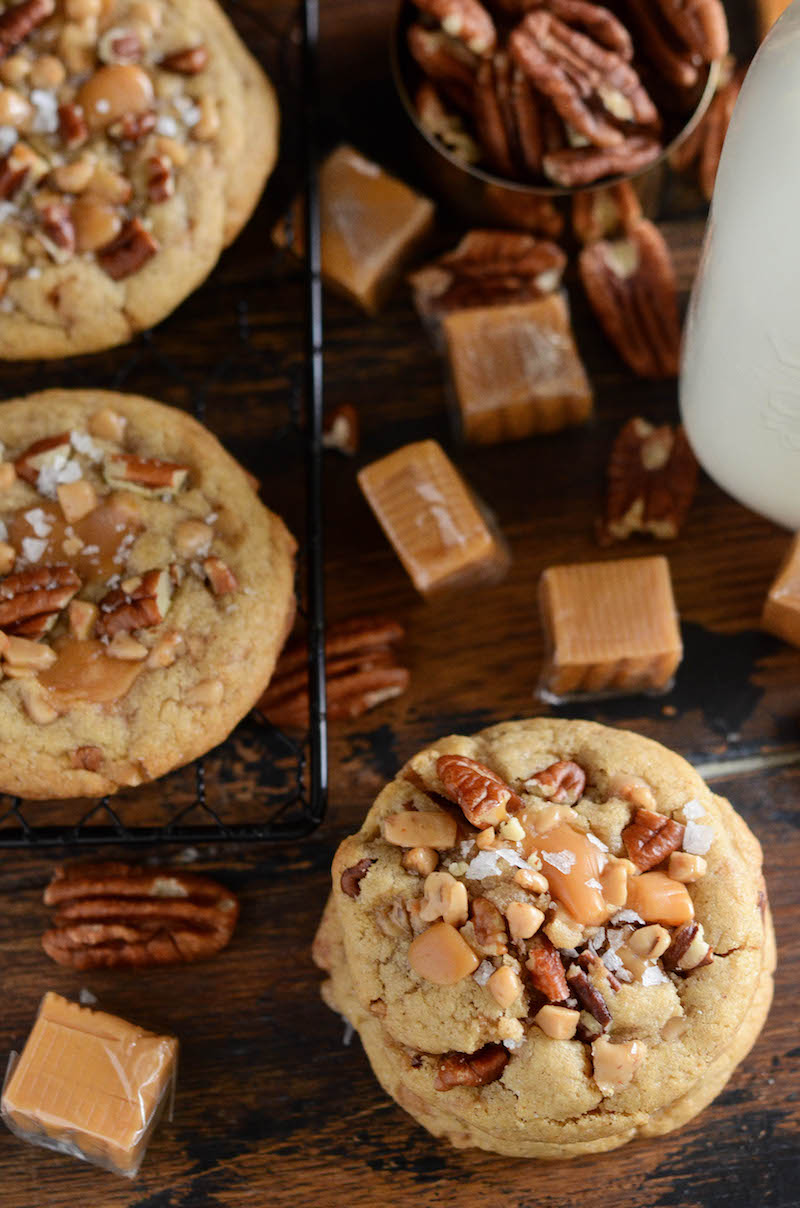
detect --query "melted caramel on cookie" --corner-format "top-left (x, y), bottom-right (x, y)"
top-left (38, 637), bottom-right (144, 707)
top-left (523, 821), bottom-right (610, 926)
top-left (8, 493), bottom-right (142, 587)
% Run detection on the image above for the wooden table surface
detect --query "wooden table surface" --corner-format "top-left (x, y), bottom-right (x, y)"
top-left (1, 1), bottom-right (799, 1205)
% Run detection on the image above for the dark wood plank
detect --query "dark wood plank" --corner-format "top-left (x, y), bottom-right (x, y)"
top-left (1, 0), bottom-right (799, 1205)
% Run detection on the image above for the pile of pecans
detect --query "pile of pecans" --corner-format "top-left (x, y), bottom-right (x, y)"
top-left (406, 0), bottom-right (728, 187)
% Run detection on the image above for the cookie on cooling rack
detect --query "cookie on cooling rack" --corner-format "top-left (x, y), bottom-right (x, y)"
top-left (0, 388), bottom-right (296, 798)
top-left (314, 717), bottom-right (775, 1158)
top-left (0, 0), bottom-right (279, 358)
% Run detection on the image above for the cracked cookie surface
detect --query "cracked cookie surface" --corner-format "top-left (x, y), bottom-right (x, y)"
top-left (0, 388), bottom-right (296, 797)
top-left (315, 718), bottom-right (775, 1156)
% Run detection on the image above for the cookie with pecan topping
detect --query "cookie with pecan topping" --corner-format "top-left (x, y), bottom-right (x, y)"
top-left (315, 717), bottom-right (774, 1157)
top-left (0, 0), bottom-right (278, 358)
top-left (0, 388), bottom-right (295, 797)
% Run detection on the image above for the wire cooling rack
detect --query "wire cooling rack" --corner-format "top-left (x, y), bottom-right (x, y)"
top-left (0, 0), bottom-right (328, 847)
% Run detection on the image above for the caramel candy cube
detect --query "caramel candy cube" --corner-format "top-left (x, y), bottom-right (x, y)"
top-left (274, 144), bottom-right (434, 313)
top-left (1, 992), bottom-right (177, 1178)
top-left (538, 556), bottom-right (682, 700)
top-left (442, 294), bottom-right (593, 445)
top-left (357, 439), bottom-right (509, 595)
top-left (762, 533), bottom-right (800, 648)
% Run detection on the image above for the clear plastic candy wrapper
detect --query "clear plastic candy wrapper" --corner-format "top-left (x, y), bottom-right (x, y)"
top-left (2, 991), bottom-right (177, 1178)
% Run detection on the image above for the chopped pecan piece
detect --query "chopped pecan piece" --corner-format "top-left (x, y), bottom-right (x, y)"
top-left (146, 154), bottom-right (174, 203)
top-left (0, 566), bottom-right (81, 636)
top-left (0, 150), bottom-right (29, 199)
top-left (410, 229), bottom-right (566, 316)
top-left (203, 556), bottom-right (238, 596)
top-left (525, 759), bottom-right (586, 804)
top-left (434, 1042), bottom-right (509, 1091)
top-left (470, 896), bottom-right (508, 955)
top-left (412, 0), bottom-right (496, 55)
top-left (437, 753), bottom-right (520, 828)
top-left (601, 418), bottom-right (698, 543)
top-left (662, 921), bottom-right (714, 972)
top-left (39, 201), bottom-right (75, 257)
top-left (108, 109), bottom-right (157, 141)
top-left (71, 745), bottom-right (104, 771)
top-left (103, 451), bottom-right (189, 495)
top-left (160, 44), bottom-right (210, 73)
top-left (340, 857), bottom-right (376, 899)
top-left (566, 963), bottom-right (611, 1027)
top-left (257, 614), bottom-right (409, 729)
top-left (544, 135), bottom-right (661, 187)
top-left (96, 568), bottom-right (173, 636)
top-left (473, 52), bottom-right (518, 178)
top-left (0, 0), bottom-right (54, 60)
top-left (572, 181), bottom-right (642, 245)
top-left (670, 62), bottom-right (744, 201)
top-left (623, 808), bottom-right (685, 872)
top-left (578, 219), bottom-right (680, 378)
top-left (97, 217), bottom-right (158, 281)
top-left (407, 23), bottom-right (477, 112)
top-left (510, 11), bottom-right (659, 150)
top-left (57, 102), bottom-right (88, 148)
top-left (42, 862), bottom-right (239, 969)
top-left (14, 432), bottom-right (71, 485)
top-left (525, 936), bottom-right (569, 1001)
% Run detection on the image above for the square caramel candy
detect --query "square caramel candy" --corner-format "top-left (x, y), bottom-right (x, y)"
top-left (442, 294), bottom-right (593, 445)
top-left (2, 992), bottom-right (177, 1178)
top-left (762, 532), bottom-right (800, 647)
top-left (538, 556), bottom-right (682, 700)
top-left (357, 439), bottom-right (509, 595)
top-left (273, 144), bottom-right (434, 313)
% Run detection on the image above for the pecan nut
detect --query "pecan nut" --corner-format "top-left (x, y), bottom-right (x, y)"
top-left (622, 807), bottom-right (685, 871)
top-left (257, 614), bottom-right (409, 729)
top-left (470, 896), bottom-right (508, 955)
top-left (434, 1042), bottom-right (509, 1091)
top-left (578, 219), bottom-right (680, 378)
top-left (340, 857), bottom-right (376, 899)
top-left (525, 759), bottom-right (586, 804)
top-left (543, 135), bottom-right (661, 187)
top-left (525, 936), bottom-right (569, 1001)
top-left (14, 432), bottom-right (71, 484)
top-left (625, 0), bottom-right (702, 89)
top-left (412, 0), bottom-right (496, 55)
top-left (57, 102), bottom-right (89, 149)
top-left (474, 52), bottom-right (518, 178)
top-left (0, 566), bottom-right (81, 636)
top-left (407, 23), bottom-right (478, 113)
top-left (103, 451), bottom-right (189, 494)
top-left (415, 80), bottom-right (481, 164)
top-left (159, 44), bottom-right (209, 73)
top-left (0, 0), bottom-right (54, 60)
top-left (572, 181), bottom-right (642, 245)
top-left (437, 753), bottom-right (521, 828)
top-left (42, 862), bottom-right (239, 969)
top-left (510, 11), bottom-right (659, 150)
top-left (96, 567), bottom-right (173, 636)
top-left (566, 962), bottom-right (611, 1027)
top-left (146, 153), bottom-right (174, 203)
top-left (601, 417), bottom-right (699, 543)
top-left (653, 0), bottom-right (728, 62)
top-left (410, 229), bottom-right (566, 316)
top-left (97, 217), bottom-right (158, 280)
top-left (661, 920), bottom-right (714, 972)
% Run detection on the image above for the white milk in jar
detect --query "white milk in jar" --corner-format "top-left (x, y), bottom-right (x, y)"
top-left (679, 1), bottom-right (800, 529)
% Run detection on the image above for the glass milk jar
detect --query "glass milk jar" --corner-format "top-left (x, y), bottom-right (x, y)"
top-left (680, 1), bottom-right (800, 530)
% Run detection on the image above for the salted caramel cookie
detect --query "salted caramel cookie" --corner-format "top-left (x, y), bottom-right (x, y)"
top-left (0, 388), bottom-right (296, 798)
top-left (0, 0), bottom-right (279, 358)
top-left (315, 718), bottom-right (775, 1157)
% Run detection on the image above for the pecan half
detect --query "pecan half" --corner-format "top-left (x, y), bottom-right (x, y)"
top-left (97, 217), bottom-right (158, 281)
top-left (0, 566), bottom-right (81, 636)
top-left (670, 63), bottom-right (744, 201)
top-left (159, 44), bottom-right (209, 73)
top-left (471, 896), bottom-right (508, 955)
top-left (0, 0), bottom-right (54, 60)
top-left (257, 615), bottom-right (409, 729)
top-left (510, 11), bottom-right (659, 150)
top-left (572, 180), bottom-right (642, 245)
top-left (340, 857), bottom-right (376, 899)
top-left (578, 219), bottom-right (680, 378)
top-left (407, 23), bottom-right (478, 113)
top-left (653, 0), bottom-right (728, 62)
top-left (415, 80), bottom-right (481, 164)
top-left (203, 556), bottom-right (238, 596)
top-left (103, 451), bottom-right (189, 495)
top-left (437, 753), bottom-right (521, 828)
top-left (544, 0), bottom-right (633, 59)
top-left (623, 808), bottom-right (685, 871)
top-left (566, 962), bottom-right (611, 1026)
top-left (601, 417), bottom-right (699, 543)
top-left (14, 432), bottom-right (71, 484)
top-left (661, 920), bottom-right (713, 972)
top-left (42, 862), bottom-right (239, 969)
top-left (625, 0), bottom-right (702, 88)
top-left (412, 0), bottom-right (496, 55)
top-left (57, 102), bottom-right (88, 149)
top-left (525, 936), bottom-right (569, 1001)
top-left (410, 229), bottom-right (566, 316)
top-left (96, 568), bottom-right (173, 636)
top-left (525, 759), bottom-right (586, 804)
top-left (543, 135), bottom-right (661, 187)
top-left (434, 1042), bottom-right (509, 1091)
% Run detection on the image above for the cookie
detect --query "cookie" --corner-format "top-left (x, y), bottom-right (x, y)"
top-left (315, 718), bottom-right (775, 1157)
top-left (0, 388), bottom-right (296, 798)
top-left (0, 0), bottom-right (279, 358)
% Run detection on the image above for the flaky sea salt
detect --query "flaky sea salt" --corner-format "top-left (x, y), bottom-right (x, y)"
top-left (155, 114), bottom-right (178, 136)
top-left (601, 949), bottom-right (624, 973)
top-left (503, 1036), bottom-right (523, 1051)
top-left (0, 126), bottom-right (17, 155)
top-left (24, 508), bottom-right (52, 539)
top-left (78, 988), bottom-right (98, 1005)
top-left (465, 847), bottom-right (528, 880)
top-left (605, 928), bottom-right (627, 951)
top-left (473, 960), bottom-right (494, 986)
top-left (682, 799), bottom-right (706, 821)
top-left (641, 965), bottom-right (669, 986)
top-left (21, 536), bottom-right (47, 562)
top-left (70, 430), bottom-right (102, 461)
top-left (611, 909), bottom-right (644, 925)
top-left (683, 821), bottom-right (714, 855)
top-left (541, 849), bottom-right (576, 875)
top-left (29, 88), bottom-right (58, 133)
top-left (586, 832), bottom-right (609, 852)
top-left (586, 878), bottom-right (602, 891)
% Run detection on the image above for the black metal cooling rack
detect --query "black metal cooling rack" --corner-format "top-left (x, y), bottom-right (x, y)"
top-left (0, 0), bottom-right (328, 847)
